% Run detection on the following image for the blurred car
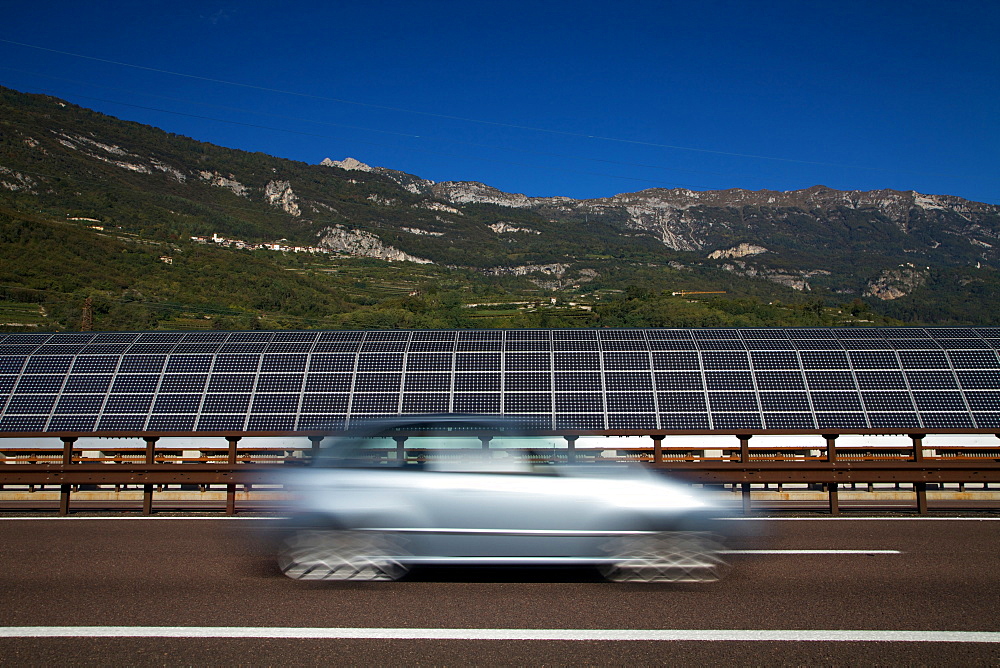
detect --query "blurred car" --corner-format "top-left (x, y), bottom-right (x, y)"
top-left (273, 416), bottom-right (730, 583)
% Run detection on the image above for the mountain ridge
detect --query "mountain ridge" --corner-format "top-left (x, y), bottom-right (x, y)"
top-left (2, 84), bottom-right (1000, 329)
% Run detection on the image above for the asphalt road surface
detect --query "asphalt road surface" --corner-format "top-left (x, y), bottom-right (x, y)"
top-left (1, 515), bottom-right (999, 666)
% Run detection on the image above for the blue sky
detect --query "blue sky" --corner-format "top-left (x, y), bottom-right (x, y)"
top-left (1, 1), bottom-right (997, 203)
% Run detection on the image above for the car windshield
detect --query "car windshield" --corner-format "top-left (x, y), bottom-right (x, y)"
top-left (312, 420), bottom-right (574, 473)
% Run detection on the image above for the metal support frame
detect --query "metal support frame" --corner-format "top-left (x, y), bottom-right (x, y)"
top-left (565, 436), bottom-right (578, 464)
top-left (912, 434), bottom-right (928, 514)
top-left (58, 437), bottom-right (76, 516)
top-left (142, 436), bottom-right (158, 515)
top-left (824, 434), bottom-right (840, 515)
top-left (651, 435), bottom-right (663, 465)
top-left (308, 436), bottom-right (323, 461)
top-left (738, 435), bottom-right (752, 514)
top-left (225, 436), bottom-right (241, 516)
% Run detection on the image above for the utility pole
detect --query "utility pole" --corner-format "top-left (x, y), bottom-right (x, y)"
top-left (80, 297), bottom-right (93, 331)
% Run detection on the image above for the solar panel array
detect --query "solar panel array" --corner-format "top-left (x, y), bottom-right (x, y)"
top-left (1, 328), bottom-right (1000, 434)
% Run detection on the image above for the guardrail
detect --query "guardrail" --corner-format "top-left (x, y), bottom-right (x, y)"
top-left (3, 434), bottom-right (1000, 515)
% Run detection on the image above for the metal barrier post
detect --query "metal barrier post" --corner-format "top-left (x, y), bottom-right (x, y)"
top-left (824, 434), bottom-right (840, 515)
top-left (142, 437), bottom-right (158, 515)
top-left (912, 434), bottom-right (928, 514)
top-left (738, 435), bottom-right (752, 514)
top-left (309, 436), bottom-right (323, 461)
top-left (566, 436), bottom-right (578, 464)
top-left (225, 436), bottom-right (241, 516)
top-left (58, 437), bottom-right (77, 516)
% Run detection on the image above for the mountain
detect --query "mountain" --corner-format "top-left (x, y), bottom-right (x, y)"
top-left (1, 84), bottom-right (999, 331)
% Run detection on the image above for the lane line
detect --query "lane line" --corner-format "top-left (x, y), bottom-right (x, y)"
top-left (0, 516), bottom-right (278, 520)
top-left (721, 549), bottom-right (901, 555)
top-left (1, 627), bottom-right (997, 642)
top-left (3, 515), bottom-right (998, 522)
top-left (1, 515), bottom-right (996, 521)
top-left (718, 517), bottom-right (1000, 521)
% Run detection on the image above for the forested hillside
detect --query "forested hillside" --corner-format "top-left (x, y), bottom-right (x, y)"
top-left (1, 85), bottom-right (997, 331)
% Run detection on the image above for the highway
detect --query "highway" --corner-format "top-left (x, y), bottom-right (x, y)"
top-left (1, 516), bottom-right (999, 665)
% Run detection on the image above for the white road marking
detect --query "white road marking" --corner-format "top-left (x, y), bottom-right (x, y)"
top-left (0, 627), bottom-right (997, 642)
top-left (718, 517), bottom-right (1000, 521)
top-left (0, 516), bottom-right (277, 520)
top-left (721, 549), bottom-right (901, 555)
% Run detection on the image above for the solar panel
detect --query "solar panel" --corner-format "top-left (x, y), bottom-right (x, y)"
top-left (6, 395), bottom-right (56, 413)
top-left (147, 415), bottom-right (196, 431)
top-left (454, 374), bottom-right (501, 391)
top-left (755, 370), bottom-right (815, 390)
top-left (606, 393), bottom-right (655, 412)
top-left (555, 394), bottom-right (604, 412)
top-left (554, 373), bottom-right (602, 391)
top-left (401, 394), bottom-right (450, 413)
top-left (506, 373), bottom-right (551, 391)
top-left (354, 374), bottom-right (402, 393)
top-left (403, 374), bottom-right (451, 392)
top-left (800, 351), bottom-right (850, 369)
top-left (657, 392), bottom-right (707, 411)
top-left (48, 416), bottom-right (97, 431)
top-left (750, 351), bottom-right (800, 369)
top-left (456, 354), bottom-right (501, 371)
top-left (198, 415), bottom-right (247, 431)
top-left (608, 414), bottom-right (656, 429)
top-left (655, 372), bottom-right (704, 390)
top-left (63, 375), bottom-right (112, 393)
top-left (300, 395), bottom-right (348, 413)
top-left (25, 356), bottom-right (73, 373)
top-left (554, 339), bottom-right (599, 351)
top-left (605, 373), bottom-right (653, 392)
top-left (705, 371), bottom-right (754, 390)
top-left (556, 414), bottom-right (605, 429)
top-left (246, 415), bottom-right (296, 431)
top-left (453, 394), bottom-right (501, 413)
top-left (506, 353), bottom-right (551, 371)
top-left (855, 371), bottom-right (907, 389)
top-left (811, 392), bottom-right (863, 411)
top-left (660, 414), bottom-right (710, 429)
top-left (868, 413), bottom-right (921, 429)
top-left (701, 352), bottom-right (750, 369)
top-left (763, 413), bottom-right (816, 429)
top-left (816, 413), bottom-right (868, 429)
top-left (758, 392), bottom-right (811, 411)
top-left (708, 392), bottom-right (759, 411)
top-left (0, 357), bottom-right (27, 373)
top-left (504, 393), bottom-right (552, 413)
top-left (262, 354), bottom-right (308, 372)
top-left (15, 376), bottom-right (65, 393)
top-left (208, 374), bottom-right (256, 392)
top-left (159, 375), bottom-right (208, 392)
top-left (104, 395), bottom-right (154, 413)
top-left (905, 371), bottom-right (958, 389)
top-left (862, 392), bottom-right (915, 411)
top-left (804, 371), bottom-right (856, 390)
top-left (651, 352), bottom-right (700, 370)
top-left (554, 352), bottom-right (600, 370)
top-left (5, 327), bottom-right (1000, 435)
top-left (54, 396), bottom-right (103, 413)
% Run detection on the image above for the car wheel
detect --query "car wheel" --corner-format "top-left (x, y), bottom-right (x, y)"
top-left (278, 529), bottom-right (410, 581)
top-left (599, 531), bottom-right (729, 583)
